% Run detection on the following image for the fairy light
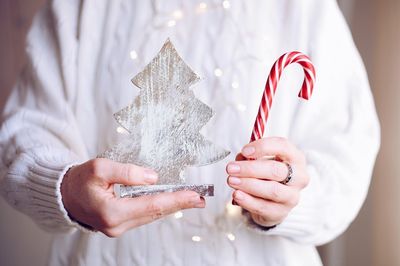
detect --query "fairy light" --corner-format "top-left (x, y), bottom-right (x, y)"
top-left (199, 2), bottom-right (208, 10)
top-left (116, 126), bottom-right (128, 134)
top-left (172, 9), bottom-right (184, 20)
top-left (231, 81), bottom-right (239, 89)
top-left (222, 0), bottom-right (231, 9)
top-left (174, 211), bottom-right (183, 219)
top-left (236, 103), bottom-right (247, 112)
top-left (129, 50), bottom-right (138, 60)
top-left (226, 201), bottom-right (241, 216)
top-left (192, 235), bottom-right (202, 242)
top-left (214, 68), bottom-right (223, 77)
top-left (227, 232), bottom-right (236, 241)
top-left (167, 20), bottom-right (177, 27)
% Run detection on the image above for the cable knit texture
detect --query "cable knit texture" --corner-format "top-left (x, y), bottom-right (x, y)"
top-left (0, 0), bottom-right (379, 265)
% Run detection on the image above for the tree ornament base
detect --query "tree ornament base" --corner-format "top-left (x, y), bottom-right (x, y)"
top-left (117, 184), bottom-right (214, 198)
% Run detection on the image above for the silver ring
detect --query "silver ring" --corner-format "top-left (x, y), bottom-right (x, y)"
top-left (280, 163), bottom-right (293, 185)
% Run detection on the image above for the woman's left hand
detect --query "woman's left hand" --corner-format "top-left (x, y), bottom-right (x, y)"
top-left (226, 137), bottom-right (310, 227)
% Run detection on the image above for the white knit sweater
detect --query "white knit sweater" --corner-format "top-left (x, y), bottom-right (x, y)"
top-left (0, 0), bottom-right (380, 265)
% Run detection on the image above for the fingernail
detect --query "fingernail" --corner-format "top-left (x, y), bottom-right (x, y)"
top-left (235, 190), bottom-right (245, 201)
top-left (193, 196), bottom-right (205, 208)
top-left (229, 177), bottom-right (241, 185)
top-left (144, 169), bottom-right (158, 183)
top-left (242, 146), bottom-right (255, 156)
top-left (227, 163), bottom-right (240, 174)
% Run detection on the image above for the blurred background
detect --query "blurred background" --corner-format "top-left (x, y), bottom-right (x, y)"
top-left (0, 0), bottom-right (399, 265)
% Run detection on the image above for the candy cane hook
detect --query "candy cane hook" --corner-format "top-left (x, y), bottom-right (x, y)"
top-left (250, 51), bottom-right (316, 142)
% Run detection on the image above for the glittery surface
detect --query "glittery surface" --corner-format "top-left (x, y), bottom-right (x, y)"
top-left (99, 39), bottom-right (230, 192)
top-left (119, 184), bottom-right (214, 198)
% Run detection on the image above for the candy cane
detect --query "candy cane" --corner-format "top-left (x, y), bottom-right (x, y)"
top-left (250, 51), bottom-right (316, 142)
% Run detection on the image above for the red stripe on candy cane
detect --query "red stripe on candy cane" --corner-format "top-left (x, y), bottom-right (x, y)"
top-left (250, 52), bottom-right (316, 142)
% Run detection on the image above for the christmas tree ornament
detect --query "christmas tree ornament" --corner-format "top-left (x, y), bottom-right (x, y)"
top-left (251, 52), bottom-right (316, 141)
top-left (99, 39), bottom-right (230, 198)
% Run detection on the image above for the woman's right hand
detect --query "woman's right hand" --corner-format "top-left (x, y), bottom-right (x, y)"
top-left (60, 158), bottom-right (205, 237)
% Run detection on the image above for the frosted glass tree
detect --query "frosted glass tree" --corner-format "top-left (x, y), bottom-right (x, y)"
top-left (99, 39), bottom-right (230, 197)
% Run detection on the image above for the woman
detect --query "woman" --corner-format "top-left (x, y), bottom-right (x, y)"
top-left (0, 0), bottom-right (379, 265)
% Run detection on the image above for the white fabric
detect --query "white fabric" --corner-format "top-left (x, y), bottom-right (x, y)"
top-left (0, 0), bottom-right (380, 265)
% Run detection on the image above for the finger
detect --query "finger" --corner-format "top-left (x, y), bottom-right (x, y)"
top-left (232, 190), bottom-right (288, 225)
top-left (227, 178), bottom-right (299, 206)
top-left (86, 158), bottom-right (158, 185)
top-left (107, 197), bottom-right (206, 237)
top-left (114, 190), bottom-right (205, 223)
top-left (240, 137), bottom-right (305, 163)
top-left (226, 159), bottom-right (289, 181)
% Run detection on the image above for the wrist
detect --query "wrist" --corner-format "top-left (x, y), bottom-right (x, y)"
top-left (253, 223), bottom-right (279, 231)
top-left (60, 166), bottom-right (73, 215)
top-left (242, 209), bottom-right (280, 232)
top-left (59, 165), bottom-right (95, 232)
top-left (251, 212), bottom-right (281, 228)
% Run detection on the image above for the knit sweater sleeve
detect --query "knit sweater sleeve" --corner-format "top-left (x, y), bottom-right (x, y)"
top-left (244, 0), bottom-right (380, 245)
top-left (0, 1), bottom-right (87, 232)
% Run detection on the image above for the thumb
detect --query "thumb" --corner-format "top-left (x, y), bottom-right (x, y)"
top-left (96, 159), bottom-right (158, 185)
